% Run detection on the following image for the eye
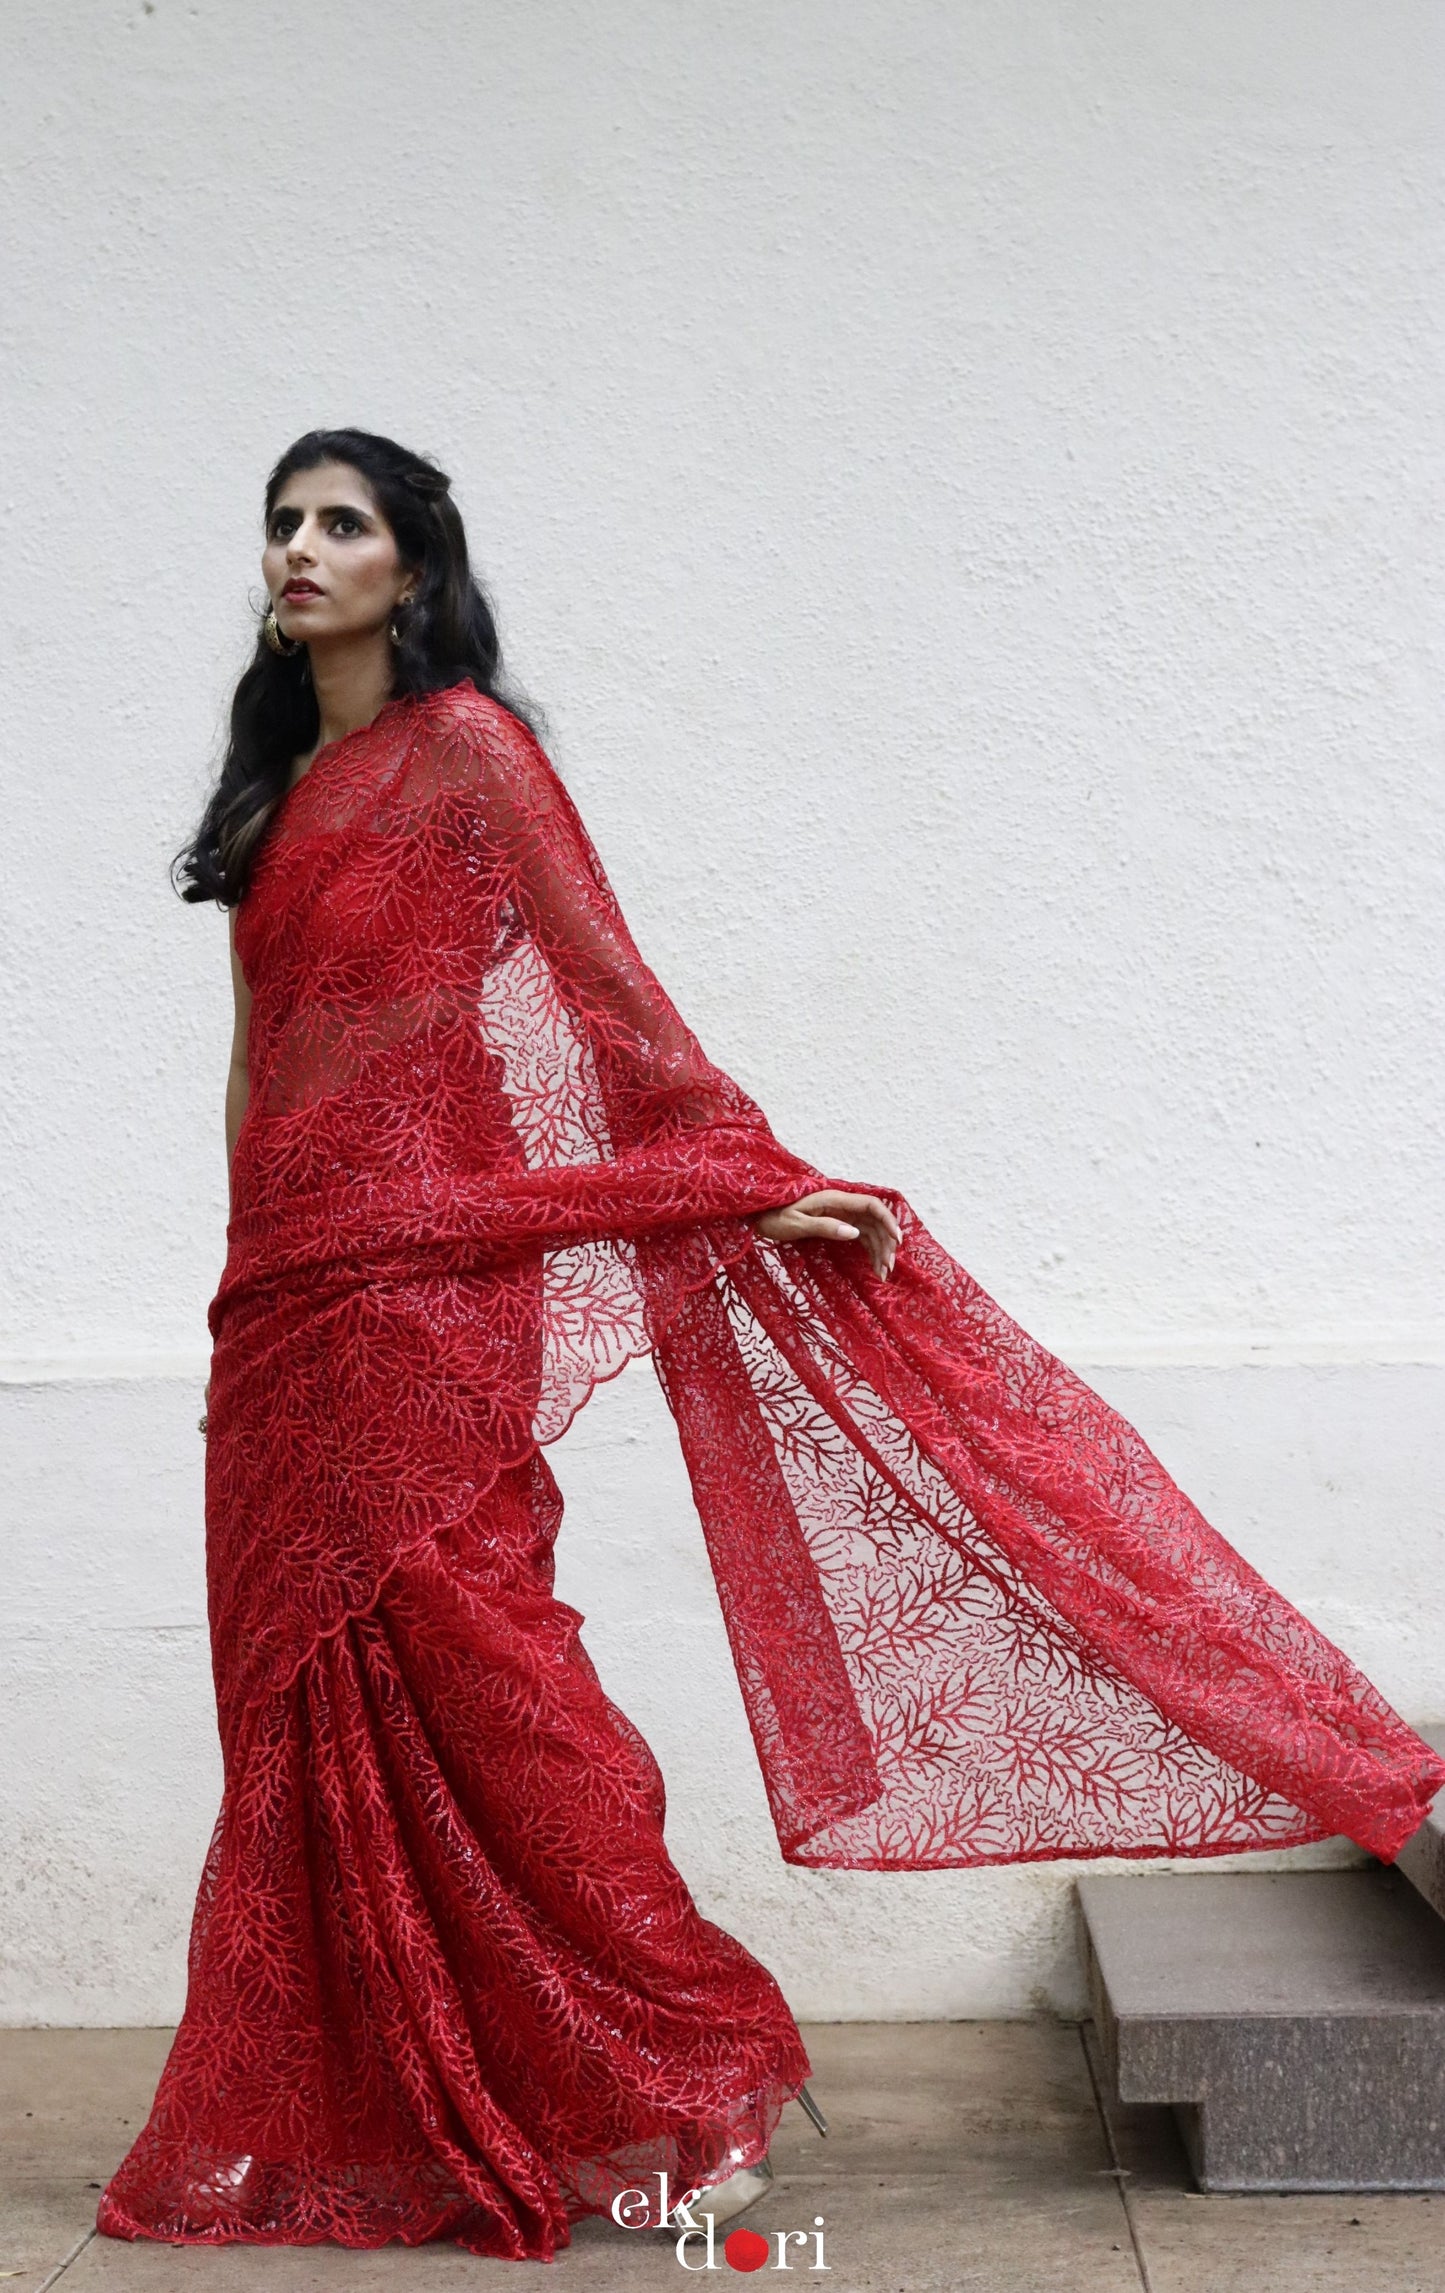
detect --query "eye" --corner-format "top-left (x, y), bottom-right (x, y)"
top-left (268, 511), bottom-right (298, 540)
top-left (330, 512), bottom-right (363, 536)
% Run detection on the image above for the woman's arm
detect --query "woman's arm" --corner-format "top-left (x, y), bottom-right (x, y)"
top-left (206, 913), bottom-right (252, 1429)
top-left (751, 1189), bottom-right (900, 1278)
top-left (224, 909), bottom-right (252, 1210)
top-left (431, 696), bottom-right (901, 1277)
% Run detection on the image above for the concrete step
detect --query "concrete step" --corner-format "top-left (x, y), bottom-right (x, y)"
top-left (1077, 1867), bottom-right (1445, 2192)
top-left (1393, 1721), bottom-right (1445, 1923)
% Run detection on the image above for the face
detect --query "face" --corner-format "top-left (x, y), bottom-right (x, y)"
top-left (262, 461), bottom-right (417, 645)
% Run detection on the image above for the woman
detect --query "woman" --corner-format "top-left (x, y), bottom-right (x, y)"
top-left (97, 429), bottom-right (1445, 2263)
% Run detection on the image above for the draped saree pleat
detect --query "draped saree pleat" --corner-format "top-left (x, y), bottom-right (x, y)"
top-left (100, 1279), bottom-right (808, 2257)
top-left (98, 681), bottom-right (1445, 2257)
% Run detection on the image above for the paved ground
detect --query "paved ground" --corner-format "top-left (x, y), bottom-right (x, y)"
top-left (3, 2020), bottom-right (1440, 2292)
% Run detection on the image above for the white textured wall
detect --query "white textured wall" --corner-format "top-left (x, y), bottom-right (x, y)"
top-left (3, 0), bottom-right (1442, 2023)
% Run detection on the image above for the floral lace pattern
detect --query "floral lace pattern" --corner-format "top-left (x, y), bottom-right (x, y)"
top-left (98, 682), bottom-right (1445, 2256)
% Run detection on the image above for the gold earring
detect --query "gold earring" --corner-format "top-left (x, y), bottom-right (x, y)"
top-left (263, 607), bottom-right (301, 657)
top-left (388, 597), bottom-right (414, 647)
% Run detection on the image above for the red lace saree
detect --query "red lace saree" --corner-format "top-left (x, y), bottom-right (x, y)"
top-left (98, 681), bottom-right (1445, 2259)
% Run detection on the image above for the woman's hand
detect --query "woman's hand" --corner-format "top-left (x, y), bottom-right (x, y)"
top-left (750, 1189), bottom-right (902, 1279)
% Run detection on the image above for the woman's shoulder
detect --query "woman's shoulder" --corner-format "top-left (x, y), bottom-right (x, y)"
top-left (423, 679), bottom-right (537, 749)
top-left (408, 681), bottom-right (557, 808)
top-left (418, 680), bottom-right (553, 778)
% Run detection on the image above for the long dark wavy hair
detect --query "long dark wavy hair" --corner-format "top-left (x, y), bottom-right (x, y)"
top-left (173, 428), bottom-right (547, 907)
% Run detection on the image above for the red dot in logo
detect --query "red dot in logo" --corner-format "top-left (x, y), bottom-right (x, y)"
top-left (724, 2225), bottom-right (770, 2272)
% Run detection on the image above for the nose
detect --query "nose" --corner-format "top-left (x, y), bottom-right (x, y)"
top-left (285, 517), bottom-right (319, 566)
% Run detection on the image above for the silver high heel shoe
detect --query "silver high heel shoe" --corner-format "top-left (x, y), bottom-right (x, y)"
top-left (659, 2083), bottom-right (828, 2235)
top-left (661, 2153), bottom-right (774, 2233)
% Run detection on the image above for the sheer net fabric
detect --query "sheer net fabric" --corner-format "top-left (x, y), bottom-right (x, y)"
top-left (98, 682), bottom-right (1445, 2256)
top-left (99, 1448), bottom-right (807, 2258)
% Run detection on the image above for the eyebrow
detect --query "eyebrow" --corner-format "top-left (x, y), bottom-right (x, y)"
top-left (270, 502), bottom-right (378, 523)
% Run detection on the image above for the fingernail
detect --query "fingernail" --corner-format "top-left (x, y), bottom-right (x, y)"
top-left (839, 1223), bottom-right (860, 1238)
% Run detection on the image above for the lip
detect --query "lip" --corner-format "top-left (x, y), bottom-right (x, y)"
top-left (281, 580), bottom-right (323, 600)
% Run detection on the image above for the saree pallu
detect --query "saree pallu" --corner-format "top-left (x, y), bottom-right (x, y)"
top-left (98, 681), bottom-right (1445, 2257)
